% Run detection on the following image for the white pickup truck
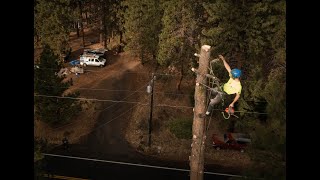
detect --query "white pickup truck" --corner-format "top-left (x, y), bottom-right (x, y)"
top-left (79, 54), bottom-right (107, 67)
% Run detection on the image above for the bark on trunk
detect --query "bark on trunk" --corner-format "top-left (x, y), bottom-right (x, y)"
top-left (189, 45), bottom-right (211, 180)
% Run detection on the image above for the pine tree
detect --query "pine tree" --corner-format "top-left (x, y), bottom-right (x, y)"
top-left (157, 0), bottom-right (202, 91)
top-left (34, 45), bottom-right (82, 126)
top-left (202, 1), bottom-right (286, 178)
top-left (115, 0), bottom-right (126, 48)
top-left (35, 0), bottom-right (76, 59)
top-left (202, 0), bottom-right (248, 67)
top-left (34, 139), bottom-right (45, 179)
top-left (103, 0), bottom-right (124, 48)
top-left (123, 0), bottom-right (162, 64)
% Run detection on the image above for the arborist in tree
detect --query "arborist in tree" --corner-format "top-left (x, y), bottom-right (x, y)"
top-left (205, 55), bottom-right (242, 116)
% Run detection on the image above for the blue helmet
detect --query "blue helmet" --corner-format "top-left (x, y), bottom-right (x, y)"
top-left (231, 68), bottom-right (242, 78)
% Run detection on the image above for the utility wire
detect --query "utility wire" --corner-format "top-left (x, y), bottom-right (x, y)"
top-left (35, 67), bottom-right (176, 76)
top-left (100, 82), bottom-right (149, 112)
top-left (36, 85), bottom-right (268, 103)
top-left (156, 104), bottom-right (268, 115)
top-left (40, 81), bottom-right (149, 114)
top-left (34, 94), bottom-right (268, 115)
top-left (80, 96), bottom-right (149, 137)
top-left (50, 82), bottom-right (149, 131)
top-left (155, 104), bottom-right (193, 109)
top-left (35, 69), bottom-right (270, 115)
top-left (34, 94), bottom-right (149, 106)
top-left (43, 97), bottom-right (149, 146)
top-left (36, 95), bottom-right (149, 146)
top-left (35, 66), bottom-right (285, 83)
top-left (36, 85), bottom-right (189, 96)
top-left (43, 153), bottom-right (250, 178)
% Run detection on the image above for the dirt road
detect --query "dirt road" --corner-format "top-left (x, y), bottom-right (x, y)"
top-left (35, 50), bottom-right (251, 172)
top-left (54, 52), bottom-right (155, 162)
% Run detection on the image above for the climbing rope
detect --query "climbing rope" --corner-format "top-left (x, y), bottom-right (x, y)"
top-left (221, 107), bottom-right (239, 119)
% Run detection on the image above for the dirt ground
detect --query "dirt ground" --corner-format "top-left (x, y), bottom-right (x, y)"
top-left (124, 77), bottom-right (252, 170)
top-left (34, 50), bottom-right (144, 144)
top-left (34, 27), bottom-right (252, 171)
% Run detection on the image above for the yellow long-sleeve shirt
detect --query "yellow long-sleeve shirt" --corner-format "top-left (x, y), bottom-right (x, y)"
top-left (223, 74), bottom-right (242, 95)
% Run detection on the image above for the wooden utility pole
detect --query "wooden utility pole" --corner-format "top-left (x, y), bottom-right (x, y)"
top-left (147, 74), bottom-right (156, 146)
top-left (190, 45), bottom-right (211, 180)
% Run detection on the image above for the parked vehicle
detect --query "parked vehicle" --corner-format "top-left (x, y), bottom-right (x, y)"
top-left (79, 54), bottom-right (106, 67)
top-left (211, 133), bottom-right (251, 152)
top-left (69, 59), bottom-right (80, 66)
top-left (70, 66), bottom-right (84, 74)
top-left (83, 48), bottom-right (107, 57)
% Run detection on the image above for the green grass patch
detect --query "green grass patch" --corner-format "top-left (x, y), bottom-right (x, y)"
top-left (168, 117), bottom-right (193, 139)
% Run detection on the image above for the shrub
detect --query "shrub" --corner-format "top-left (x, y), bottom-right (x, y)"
top-left (168, 117), bottom-right (193, 139)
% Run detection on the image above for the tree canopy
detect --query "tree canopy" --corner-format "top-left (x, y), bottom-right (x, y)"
top-left (34, 0), bottom-right (286, 177)
top-left (34, 45), bottom-right (82, 126)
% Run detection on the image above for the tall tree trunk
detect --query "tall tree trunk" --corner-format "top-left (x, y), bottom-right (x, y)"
top-left (176, 44), bottom-right (185, 91)
top-left (103, 1), bottom-right (107, 49)
top-left (118, 32), bottom-right (124, 53)
top-left (88, 0), bottom-right (92, 25)
top-left (99, 0), bottom-right (104, 47)
top-left (119, 31), bottom-right (123, 44)
top-left (76, 22), bottom-right (80, 37)
top-left (35, 32), bottom-right (40, 44)
top-left (104, 25), bottom-right (107, 48)
top-left (85, 11), bottom-right (88, 25)
top-left (81, 26), bottom-right (85, 47)
top-left (140, 49), bottom-right (144, 65)
top-left (100, 19), bottom-right (103, 46)
top-left (177, 62), bottom-right (184, 92)
top-left (79, 0), bottom-right (85, 47)
top-left (154, 58), bottom-right (159, 72)
top-left (190, 45), bottom-right (211, 180)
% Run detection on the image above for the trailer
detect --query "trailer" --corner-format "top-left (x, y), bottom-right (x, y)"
top-left (70, 66), bottom-right (84, 74)
top-left (69, 60), bottom-right (84, 74)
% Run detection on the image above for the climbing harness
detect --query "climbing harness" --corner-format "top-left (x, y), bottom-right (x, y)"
top-left (207, 58), bottom-right (225, 107)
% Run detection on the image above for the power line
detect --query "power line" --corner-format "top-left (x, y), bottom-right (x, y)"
top-left (43, 153), bottom-right (247, 178)
top-left (100, 82), bottom-right (149, 112)
top-left (42, 174), bottom-right (88, 180)
top-left (156, 104), bottom-right (193, 109)
top-left (35, 97), bottom-right (150, 144)
top-left (234, 110), bottom-right (268, 114)
top-left (37, 85), bottom-right (268, 103)
top-left (35, 67), bottom-right (176, 76)
top-left (45, 97), bottom-right (149, 145)
top-left (34, 94), bottom-right (268, 115)
top-left (51, 81), bottom-right (149, 131)
top-left (198, 82), bottom-right (269, 103)
top-left (80, 96), bottom-right (149, 136)
top-left (34, 94), bottom-right (148, 105)
top-left (35, 66), bottom-right (285, 83)
top-left (40, 86), bottom-right (146, 92)
top-left (36, 85), bottom-right (187, 96)
top-left (36, 67), bottom-right (270, 115)
top-left (155, 104), bottom-right (268, 115)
